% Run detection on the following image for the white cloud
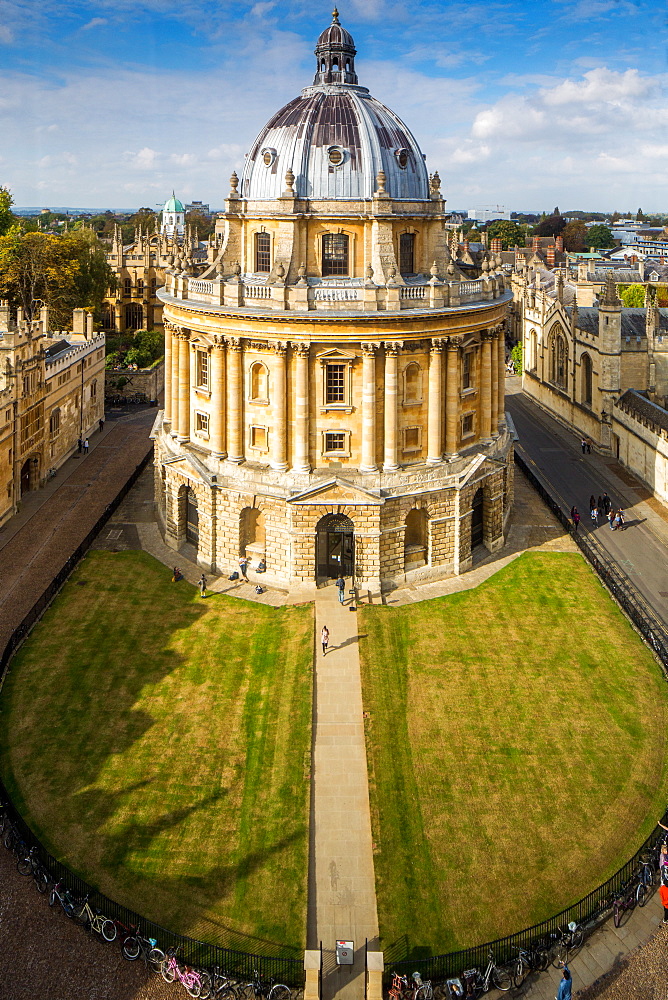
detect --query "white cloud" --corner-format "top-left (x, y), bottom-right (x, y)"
top-left (81, 17), bottom-right (108, 31)
top-left (0, 24), bottom-right (13, 44)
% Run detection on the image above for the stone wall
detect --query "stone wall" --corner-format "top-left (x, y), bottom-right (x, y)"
top-left (106, 359), bottom-right (164, 401)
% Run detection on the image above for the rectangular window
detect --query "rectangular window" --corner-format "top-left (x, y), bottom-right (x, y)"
top-left (5, 409), bottom-right (10, 424)
top-left (195, 411), bottom-right (209, 436)
top-left (255, 232), bottom-right (271, 273)
top-left (322, 234), bottom-right (349, 276)
top-left (462, 413), bottom-right (474, 436)
top-left (325, 364), bottom-right (345, 403)
top-left (325, 432), bottom-right (346, 453)
top-left (462, 352), bottom-right (473, 390)
top-left (90, 381), bottom-right (97, 399)
top-left (250, 425), bottom-right (268, 450)
top-left (403, 427), bottom-right (420, 451)
top-left (196, 350), bottom-right (209, 389)
top-left (50, 409), bottom-right (60, 436)
top-left (399, 232), bottom-right (415, 275)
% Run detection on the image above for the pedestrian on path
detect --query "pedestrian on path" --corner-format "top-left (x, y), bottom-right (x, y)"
top-left (581, 438), bottom-right (587, 454)
top-left (336, 574), bottom-right (345, 604)
top-left (571, 506), bottom-right (580, 532)
top-left (77, 437), bottom-right (82, 453)
top-left (239, 556), bottom-right (248, 580)
top-left (586, 438), bottom-right (592, 454)
top-left (660, 882), bottom-right (668, 922)
top-left (589, 495), bottom-right (596, 516)
top-left (556, 964), bottom-right (572, 1000)
top-left (198, 574), bottom-right (207, 598)
top-left (321, 625), bottom-right (329, 656)
top-left (597, 494), bottom-right (603, 514)
top-left (99, 418), bottom-right (104, 433)
top-left (83, 438), bottom-right (89, 455)
top-left (616, 508), bottom-right (626, 530)
top-left (609, 509), bottom-right (615, 529)
top-left (602, 492), bottom-right (611, 515)
top-left (590, 503), bottom-right (598, 525)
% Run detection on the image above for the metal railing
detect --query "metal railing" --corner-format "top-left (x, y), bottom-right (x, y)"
top-left (0, 446), bottom-right (305, 989)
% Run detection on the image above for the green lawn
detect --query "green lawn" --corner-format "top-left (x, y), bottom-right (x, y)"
top-left (359, 552), bottom-right (668, 960)
top-left (0, 550), bottom-right (313, 956)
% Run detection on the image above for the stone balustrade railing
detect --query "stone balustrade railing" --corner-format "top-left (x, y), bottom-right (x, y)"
top-left (171, 272), bottom-right (505, 312)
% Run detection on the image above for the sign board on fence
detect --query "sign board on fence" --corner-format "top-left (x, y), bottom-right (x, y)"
top-left (336, 941), bottom-right (354, 965)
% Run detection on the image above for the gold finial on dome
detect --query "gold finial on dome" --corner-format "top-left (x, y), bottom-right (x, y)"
top-left (332, 7), bottom-right (340, 23)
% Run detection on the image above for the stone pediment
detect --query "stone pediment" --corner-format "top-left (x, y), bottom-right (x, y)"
top-left (288, 477), bottom-right (384, 506)
top-left (163, 452), bottom-right (214, 486)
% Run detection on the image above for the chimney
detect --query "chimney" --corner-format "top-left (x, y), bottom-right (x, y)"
top-left (556, 236), bottom-right (564, 252)
top-left (533, 236), bottom-right (540, 251)
top-left (86, 312), bottom-right (93, 339)
top-left (547, 246), bottom-right (556, 268)
top-left (72, 308), bottom-right (86, 334)
top-left (490, 238), bottom-right (502, 253)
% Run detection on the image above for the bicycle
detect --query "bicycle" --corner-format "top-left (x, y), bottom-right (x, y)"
top-left (613, 878), bottom-right (646, 927)
top-left (549, 922), bottom-right (584, 966)
top-left (121, 926), bottom-right (165, 971)
top-left (71, 894), bottom-right (117, 941)
top-left (49, 881), bottom-right (79, 918)
top-left (210, 967), bottom-right (241, 999)
top-left (161, 946), bottom-right (211, 998)
top-left (459, 950), bottom-right (512, 996)
top-left (510, 942), bottom-right (549, 988)
top-left (637, 850), bottom-right (657, 888)
top-left (238, 968), bottom-right (291, 1000)
top-left (15, 844), bottom-right (51, 894)
top-left (390, 972), bottom-right (433, 1000)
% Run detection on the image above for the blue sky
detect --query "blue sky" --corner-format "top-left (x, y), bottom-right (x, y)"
top-left (1, 0), bottom-right (667, 211)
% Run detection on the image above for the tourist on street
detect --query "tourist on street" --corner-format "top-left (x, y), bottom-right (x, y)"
top-left (99, 418), bottom-right (104, 433)
top-left (239, 556), bottom-right (248, 580)
top-left (597, 495), bottom-right (603, 514)
top-left (581, 438), bottom-right (587, 454)
top-left (590, 503), bottom-right (598, 525)
top-left (660, 882), bottom-right (668, 922)
top-left (616, 508), bottom-right (626, 530)
top-left (609, 509), bottom-right (616, 529)
top-left (556, 964), bottom-right (572, 1000)
top-left (83, 438), bottom-right (89, 455)
top-left (589, 495), bottom-right (596, 516)
top-left (321, 625), bottom-right (329, 655)
top-left (198, 574), bottom-right (207, 598)
top-left (602, 492), bottom-right (611, 515)
top-left (77, 437), bottom-right (82, 453)
top-left (570, 506), bottom-right (580, 532)
top-left (586, 438), bottom-right (592, 454)
top-left (336, 574), bottom-right (345, 604)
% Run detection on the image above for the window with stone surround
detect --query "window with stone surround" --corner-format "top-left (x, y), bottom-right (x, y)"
top-left (250, 425), bottom-right (268, 451)
top-left (462, 412), bottom-right (474, 438)
top-left (403, 426), bottom-right (421, 452)
top-left (255, 232), bottom-right (271, 273)
top-left (249, 362), bottom-right (269, 403)
top-left (581, 352), bottom-right (592, 406)
top-left (462, 350), bottom-right (475, 391)
top-left (399, 232), bottom-right (415, 275)
top-left (403, 362), bottom-right (422, 404)
top-left (325, 364), bottom-right (345, 403)
top-left (323, 430), bottom-right (351, 457)
top-left (322, 234), bottom-right (349, 276)
top-left (549, 329), bottom-right (568, 389)
top-left (196, 350), bottom-right (209, 390)
top-left (195, 411), bottom-right (209, 437)
top-left (49, 408), bottom-right (60, 437)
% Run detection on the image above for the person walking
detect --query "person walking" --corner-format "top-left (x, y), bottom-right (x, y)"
top-left (660, 882), bottom-right (668, 922)
top-left (589, 495), bottom-right (596, 518)
top-left (597, 494), bottom-right (603, 514)
top-left (99, 418), bottom-right (104, 433)
top-left (617, 508), bottom-right (626, 530)
top-left (581, 438), bottom-right (587, 454)
top-left (321, 625), bottom-right (329, 656)
top-left (336, 574), bottom-right (345, 604)
top-left (590, 503), bottom-right (598, 525)
top-left (198, 574), bottom-right (207, 598)
top-left (586, 438), bottom-right (592, 454)
top-left (77, 437), bottom-right (82, 453)
top-left (556, 964), bottom-right (572, 1000)
top-left (83, 437), bottom-right (89, 455)
top-left (609, 508), bottom-right (615, 529)
top-left (239, 556), bottom-right (248, 580)
top-left (602, 492), bottom-right (611, 516)
top-left (571, 506), bottom-right (580, 532)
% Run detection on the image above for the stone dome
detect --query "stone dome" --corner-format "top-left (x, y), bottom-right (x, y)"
top-left (240, 13), bottom-right (430, 202)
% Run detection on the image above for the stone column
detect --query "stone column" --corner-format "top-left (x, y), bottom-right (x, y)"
top-left (497, 326), bottom-right (506, 432)
top-left (480, 332), bottom-right (492, 441)
top-left (226, 337), bottom-right (244, 463)
top-left (163, 322), bottom-right (172, 425)
top-left (360, 343), bottom-right (378, 472)
top-left (427, 338), bottom-right (444, 464)
top-left (383, 343), bottom-right (401, 472)
top-left (445, 337), bottom-right (461, 457)
top-left (177, 329), bottom-right (190, 443)
top-left (292, 343), bottom-right (310, 473)
top-left (270, 343), bottom-right (288, 471)
top-left (210, 339), bottom-right (226, 459)
top-left (491, 330), bottom-right (499, 434)
top-left (171, 327), bottom-right (181, 437)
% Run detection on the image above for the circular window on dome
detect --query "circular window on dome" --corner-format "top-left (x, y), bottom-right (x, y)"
top-left (261, 148), bottom-right (277, 167)
top-left (395, 148), bottom-right (409, 169)
top-left (327, 145), bottom-right (346, 167)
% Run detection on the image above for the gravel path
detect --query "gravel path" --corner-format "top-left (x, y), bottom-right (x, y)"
top-left (0, 844), bottom-right (183, 999)
top-left (575, 924), bottom-right (668, 999)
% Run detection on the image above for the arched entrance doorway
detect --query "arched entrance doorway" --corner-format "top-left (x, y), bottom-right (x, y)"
top-left (185, 488), bottom-right (199, 547)
top-left (471, 488), bottom-right (484, 549)
top-left (316, 513), bottom-right (354, 579)
top-left (20, 459), bottom-right (32, 496)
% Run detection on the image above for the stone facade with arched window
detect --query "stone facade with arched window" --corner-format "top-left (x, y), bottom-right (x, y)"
top-left (153, 11), bottom-right (513, 590)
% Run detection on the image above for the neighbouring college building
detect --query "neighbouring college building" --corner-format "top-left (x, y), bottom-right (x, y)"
top-left (152, 10), bottom-right (513, 589)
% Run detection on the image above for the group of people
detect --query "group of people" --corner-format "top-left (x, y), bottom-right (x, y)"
top-left (570, 492), bottom-right (627, 532)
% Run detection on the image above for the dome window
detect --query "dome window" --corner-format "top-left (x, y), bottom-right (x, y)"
top-left (261, 148), bottom-right (277, 167)
top-left (327, 146), bottom-right (346, 167)
top-left (395, 148), bottom-right (409, 169)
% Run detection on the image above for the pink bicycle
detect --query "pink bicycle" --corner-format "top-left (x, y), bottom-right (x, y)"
top-left (161, 946), bottom-right (211, 998)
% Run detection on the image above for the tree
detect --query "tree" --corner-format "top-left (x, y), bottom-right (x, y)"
top-left (533, 214), bottom-right (567, 238)
top-left (0, 187), bottom-right (15, 237)
top-left (121, 208), bottom-right (157, 244)
top-left (636, 208), bottom-right (645, 222)
top-left (186, 209), bottom-right (215, 241)
top-left (618, 283), bottom-right (645, 307)
top-left (511, 342), bottom-right (522, 375)
top-left (0, 230), bottom-right (115, 327)
top-left (486, 219), bottom-right (526, 250)
top-left (586, 224), bottom-right (616, 250)
top-left (562, 220), bottom-right (587, 252)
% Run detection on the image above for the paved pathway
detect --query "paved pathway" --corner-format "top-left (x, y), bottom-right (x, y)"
top-left (505, 379), bottom-right (668, 631)
top-left (308, 586), bottom-right (379, 1000)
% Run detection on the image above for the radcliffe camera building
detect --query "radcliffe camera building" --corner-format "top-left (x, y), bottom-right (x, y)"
top-left (153, 10), bottom-right (513, 589)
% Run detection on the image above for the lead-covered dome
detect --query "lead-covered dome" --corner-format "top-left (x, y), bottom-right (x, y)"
top-left (241, 11), bottom-right (430, 202)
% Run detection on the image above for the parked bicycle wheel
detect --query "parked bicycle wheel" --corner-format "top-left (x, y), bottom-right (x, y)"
top-left (162, 961), bottom-right (177, 983)
top-left (534, 946), bottom-right (549, 972)
top-left (101, 918), bottom-right (117, 942)
top-left (122, 936), bottom-right (142, 961)
top-left (415, 986), bottom-right (433, 1000)
top-left (196, 972), bottom-right (212, 999)
top-left (636, 882), bottom-right (648, 907)
top-left (185, 979), bottom-right (202, 998)
top-left (613, 901), bottom-right (623, 928)
top-left (512, 959), bottom-right (528, 989)
top-left (492, 967), bottom-right (512, 992)
top-left (148, 947), bottom-right (166, 974)
top-left (33, 866), bottom-right (50, 894)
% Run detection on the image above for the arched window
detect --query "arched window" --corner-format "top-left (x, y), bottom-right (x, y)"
top-left (403, 362), bottom-right (421, 403)
top-left (581, 353), bottom-right (593, 406)
top-left (137, 278), bottom-right (144, 296)
top-left (549, 329), bottom-right (568, 389)
top-left (250, 361), bottom-right (268, 402)
top-left (102, 304), bottom-right (114, 330)
top-left (322, 233), bottom-right (349, 276)
top-left (404, 508), bottom-right (428, 570)
top-left (529, 330), bottom-right (537, 371)
top-left (49, 408), bottom-right (60, 436)
top-left (125, 303), bottom-right (143, 330)
top-left (399, 232), bottom-right (415, 275)
top-left (123, 277), bottom-right (132, 296)
top-left (255, 232), bottom-right (271, 273)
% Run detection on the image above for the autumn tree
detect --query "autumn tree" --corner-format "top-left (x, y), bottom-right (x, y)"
top-left (562, 220), bottom-right (587, 252)
top-left (0, 187), bottom-right (16, 237)
top-left (618, 283), bottom-right (645, 307)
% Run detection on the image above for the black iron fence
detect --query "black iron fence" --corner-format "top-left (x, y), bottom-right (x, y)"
top-left (0, 447), bottom-right (304, 989)
top-left (384, 449), bottom-right (668, 986)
